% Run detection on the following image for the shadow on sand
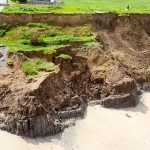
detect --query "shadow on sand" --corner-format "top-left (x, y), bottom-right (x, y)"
top-left (121, 102), bottom-right (149, 114)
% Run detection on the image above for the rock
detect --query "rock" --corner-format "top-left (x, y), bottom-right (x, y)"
top-left (0, 52), bottom-right (3, 58)
top-left (0, 104), bottom-right (86, 137)
top-left (125, 114), bottom-right (131, 118)
top-left (100, 93), bottom-right (138, 108)
top-left (88, 100), bottom-right (101, 106)
top-left (73, 34), bottom-right (80, 37)
top-left (111, 77), bottom-right (137, 95)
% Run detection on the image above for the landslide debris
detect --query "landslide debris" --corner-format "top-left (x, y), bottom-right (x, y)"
top-left (0, 16), bottom-right (150, 137)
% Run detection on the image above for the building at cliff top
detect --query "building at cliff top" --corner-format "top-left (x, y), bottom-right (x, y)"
top-left (0, 0), bottom-right (9, 6)
top-left (27, 0), bottom-right (58, 4)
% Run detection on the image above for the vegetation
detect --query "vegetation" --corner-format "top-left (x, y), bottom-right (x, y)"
top-left (22, 58), bottom-right (59, 75)
top-left (0, 23), bottom-right (95, 53)
top-left (3, 0), bottom-right (150, 14)
top-left (7, 59), bottom-right (13, 66)
top-left (0, 24), bottom-right (11, 38)
top-left (43, 49), bottom-right (56, 55)
top-left (0, 23), bottom-right (98, 76)
top-left (57, 54), bottom-right (72, 60)
top-left (29, 33), bottom-right (46, 46)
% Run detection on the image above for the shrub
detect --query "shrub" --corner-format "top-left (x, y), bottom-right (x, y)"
top-left (29, 34), bottom-right (46, 46)
top-left (0, 24), bottom-right (11, 38)
top-left (0, 23), bottom-right (10, 30)
top-left (7, 59), bottom-right (13, 66)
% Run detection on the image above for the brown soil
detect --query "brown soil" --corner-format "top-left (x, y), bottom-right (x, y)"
top-left (0, 15), bottom-right (150, 137)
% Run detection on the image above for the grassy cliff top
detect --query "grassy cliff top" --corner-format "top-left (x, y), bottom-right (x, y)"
top-left (0, 23), bottom-right (96, 52)
top-left (2, 0), bottom-right (150, 14)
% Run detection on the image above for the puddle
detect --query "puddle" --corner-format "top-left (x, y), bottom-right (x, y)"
top-left (0, 92), bottom-right (150, 150)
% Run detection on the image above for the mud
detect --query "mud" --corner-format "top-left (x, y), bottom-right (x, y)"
top-left (0, 15), bottom-right (150, 137)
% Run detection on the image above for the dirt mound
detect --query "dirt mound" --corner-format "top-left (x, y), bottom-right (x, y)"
top-left (0, 46), bottom-right (139, 137)
top-left (115, 17), bottom-right (149, 51)
top-left (96, 16), bottom-right (150, 82)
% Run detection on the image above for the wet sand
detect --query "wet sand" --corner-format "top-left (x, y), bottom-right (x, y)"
top-left (0, 92), bottom-right (150, 150)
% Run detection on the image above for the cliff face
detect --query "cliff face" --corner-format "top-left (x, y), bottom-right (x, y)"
top-left (0, 15), bottom-right (150, 137)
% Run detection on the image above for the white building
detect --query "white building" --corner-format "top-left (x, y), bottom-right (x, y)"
top-left (27, 0), bottom-right (57, 4)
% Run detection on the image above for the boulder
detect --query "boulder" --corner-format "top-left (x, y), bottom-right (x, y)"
top-left (100, 93), bottom-right (138, 108)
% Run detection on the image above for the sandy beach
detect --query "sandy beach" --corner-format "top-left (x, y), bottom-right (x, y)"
top-left (0, 92), bottom-right (150, 150)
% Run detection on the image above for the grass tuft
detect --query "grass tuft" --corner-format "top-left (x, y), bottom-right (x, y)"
top-left (43, 49), bottom-right (56, 55)
top-left (29, 33), bottom-right (46, 46)
top-left (22, 58), bottom-right (59, 75)
top-left (7, 59), bottom-right (13, 66)
top-left (57, 54), bottom-right (72, 60)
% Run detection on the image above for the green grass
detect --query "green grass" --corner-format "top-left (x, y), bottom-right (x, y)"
top-left (2, 0), bottom-right (150, 14)
top-left (0, 23), bottom-right (95, 53)
top-left (43, 35), bottom-right (95, 45)
top-left (22, 58), bottom-right (59, 75)
top-left (57, 54), bottom-right (72, 60)
top-left (7, 59), bottom-right (13, 66)
top-left (0, 24), bottom-right (11, 38)
top-left (43, 49), bottom-right (56, 55)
